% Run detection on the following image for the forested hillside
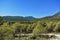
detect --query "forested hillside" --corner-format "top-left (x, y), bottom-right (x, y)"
top-left (3, 16), bottom-right (36, 22)
top-left (0, 12), bottom-right (60, 40)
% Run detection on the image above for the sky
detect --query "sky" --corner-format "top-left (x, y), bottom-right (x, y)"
top-left (0, 0), bottom-right (60, 18)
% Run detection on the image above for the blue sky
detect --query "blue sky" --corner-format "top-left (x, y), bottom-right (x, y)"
top-left (0, 0), bottom-right (60, 18)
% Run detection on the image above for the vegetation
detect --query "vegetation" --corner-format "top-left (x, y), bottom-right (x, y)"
top-left (0, 12), bottom-right (60, 40)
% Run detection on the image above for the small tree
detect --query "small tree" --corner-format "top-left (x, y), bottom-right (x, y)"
top-left (46, 22), bottom-right (56, 33)
top-left (54, 22), bottom-right (60, 32)
top-left (32, 21), bottom-right (46, 34)
top-left (0, 16), bottom-right (3, 25)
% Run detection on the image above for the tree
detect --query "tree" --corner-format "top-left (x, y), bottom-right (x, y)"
top-left (26, 24), bottom-right (33, 33)
top-left (46, 22), bottom-right (56, 33)
top-left (32, 21), bottom-right (46, 34)
top-left (54, 22), bottom-right (60, 32)
top-left (0, 16), bottom-right (3, 25)
top-left (12, 22), bottom-right (27, 34)
top-left (0, 23), bottom-right (15, 40)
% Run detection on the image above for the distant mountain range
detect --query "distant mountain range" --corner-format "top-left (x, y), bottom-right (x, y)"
top-left (2, 11), bottom-right (60, 22)
top-left (3, 16), bottom-right (36, 22)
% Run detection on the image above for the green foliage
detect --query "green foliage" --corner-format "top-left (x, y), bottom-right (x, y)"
top-left (33, 21), bottom-right (46, 34)
top-left (1, 12), bottom-right (60, 40)
top-left (0, 23), bottom-right (15, 34)
top-left (54, 21), bottom-right (60, 32)
top-left (0, 16), bottom-right (3, 25)
top-left (46, 22), bottom-right (55, 33)
top-left (0, 16), bottom-right (3, 22)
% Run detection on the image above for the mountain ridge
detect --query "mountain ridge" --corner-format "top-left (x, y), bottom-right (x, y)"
top-left (2, 11), bottom-right (60, 22)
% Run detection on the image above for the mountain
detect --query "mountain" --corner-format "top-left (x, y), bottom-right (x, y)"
top-left (49, 11), bottom-right (60, 20)
top-left (37, 11), bottom-right (60, 21)
top-left (52, 12), bottom-right (60, 19)
top-left (2, 11), bottom-right (60, 22)
top-left (3, 16), bottom-right (36, 22)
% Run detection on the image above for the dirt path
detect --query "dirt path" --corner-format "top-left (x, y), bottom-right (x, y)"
top-left (48, 34), bottom-right (60, 40)
top-left (15, 33), bottom-right (60, 40)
